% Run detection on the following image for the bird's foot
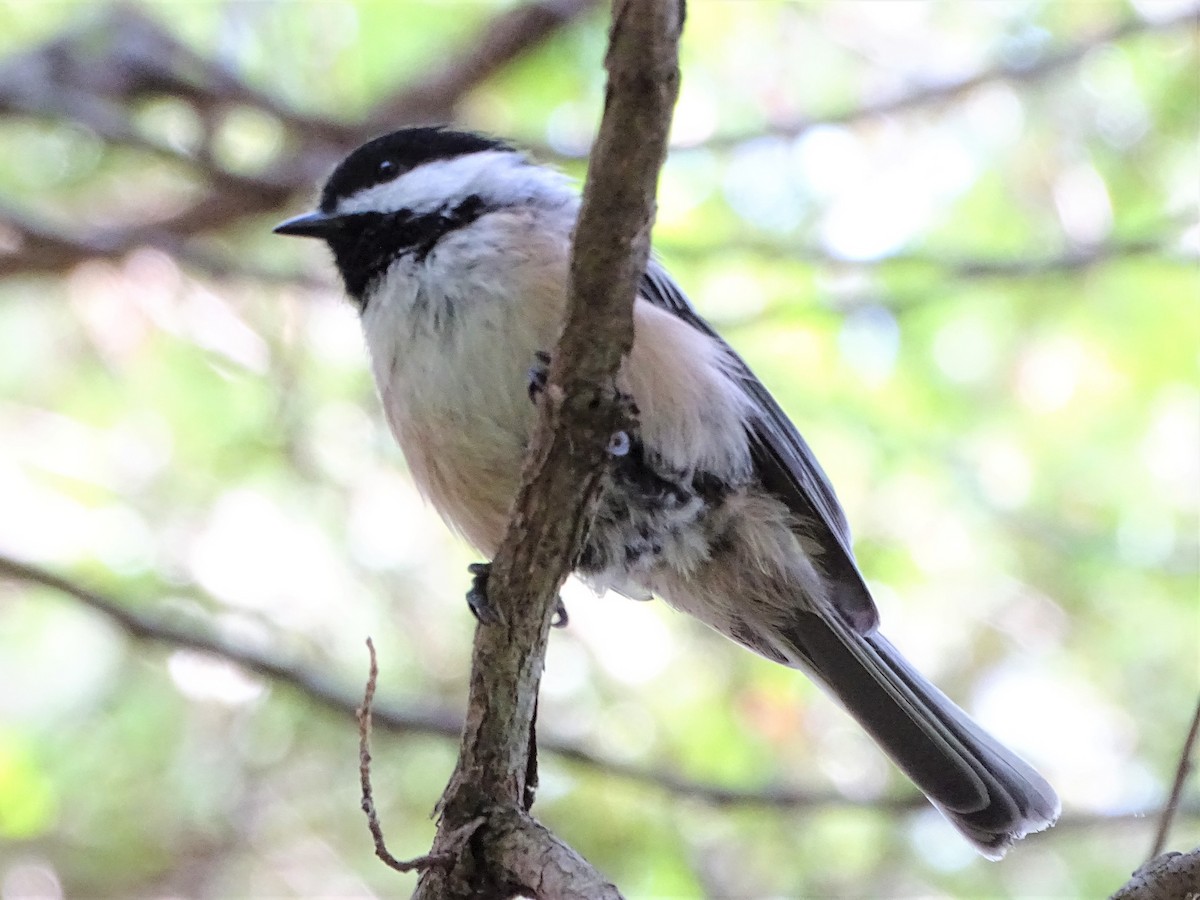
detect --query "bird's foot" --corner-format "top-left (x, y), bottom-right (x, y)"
top-left (527, 350), bottom-right (552, 403)
top-left (467, 561), bottom-right (568, 629)
top-left (466, 562), bottom-right (504, 626)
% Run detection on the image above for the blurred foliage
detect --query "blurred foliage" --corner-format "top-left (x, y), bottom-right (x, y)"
top-left (1, 1), bottom-right (1198, 898)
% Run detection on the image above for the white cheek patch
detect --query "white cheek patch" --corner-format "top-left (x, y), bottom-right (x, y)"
top-left (334, 151), bottom-right (574, 218)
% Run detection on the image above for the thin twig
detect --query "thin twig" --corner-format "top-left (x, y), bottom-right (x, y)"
top-left (357, 637), bottom-right (405, 871)
top-left (355, 637), bottom-right (465, 874)
top-left (1148, 692), bottom-right (1200, 860)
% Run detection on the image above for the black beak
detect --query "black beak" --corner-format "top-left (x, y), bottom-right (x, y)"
top-left (273, 211), bottom-right (342, 239)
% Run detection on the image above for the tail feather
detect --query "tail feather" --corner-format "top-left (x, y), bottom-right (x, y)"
top-left (778, 609), bottom-right (1060, 859)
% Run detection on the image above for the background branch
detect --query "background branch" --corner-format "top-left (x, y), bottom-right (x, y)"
top-left (1148, 695), bottom-right (1200, 859)
top-left (2, 5), bottom-right (1193, 282)
top-left (694, 7), bottom-right (1199, 149)
top-left (2, 2), bottom-right (1196, 894)
top-left (364, 0), bottom-right (602, 127)
top-left (6, 551), bottom-right (1198, 830)
top-left (0, 1), bottom-right (597, 279)
top-left (7, 549), bottom-right (1197, 839)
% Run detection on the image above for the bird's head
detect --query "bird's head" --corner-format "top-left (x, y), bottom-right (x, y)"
top-left (274, 126), bottom-right (566, 304)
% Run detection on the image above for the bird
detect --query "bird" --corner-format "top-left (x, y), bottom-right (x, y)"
top-left (274, 125), bottom-right (1060, 858)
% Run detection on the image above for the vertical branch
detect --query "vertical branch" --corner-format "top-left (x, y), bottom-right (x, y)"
top-left (412, 1), bottom-right (684, 897)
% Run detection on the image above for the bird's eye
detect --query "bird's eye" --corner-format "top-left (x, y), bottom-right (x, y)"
top-left (378, 159), bottom-right (396, 176)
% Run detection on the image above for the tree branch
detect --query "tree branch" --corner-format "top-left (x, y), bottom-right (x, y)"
top-left (1, 4), bottom-right (1190, 286)
top-left (1148, 694), bottom-right (1200, 859)
top-left (0, 552), bottom-right (458, 734)
top-left (5, 550), bottom-right (1199, 833)
top-left (657, 233), bottom-right (1190, 280)
top-left (356, 636), bottom-right (482, 875)
top-left (1110, 847), bottom-right (1200, 900)
top-left (0, 551), bottom-right (919, 811)
top-left (364, 0), bottom-right (603, 127)
top-left (409, 2), bottom-right (683, 896)
top-left (694, 8), bottom-right (1199, 149)
top-left (0, 1), bottom-right (597, 279)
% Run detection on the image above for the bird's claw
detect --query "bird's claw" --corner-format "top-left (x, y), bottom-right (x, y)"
top-left (551, 596), bottom-right (569, 628)
top-left (466, 562), bottom-right (504, 626)
top-left (467, 561), bottom-right (567, 629)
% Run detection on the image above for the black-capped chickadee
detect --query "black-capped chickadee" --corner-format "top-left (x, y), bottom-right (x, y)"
top-left (275, 126), bottom-right (1059, 858)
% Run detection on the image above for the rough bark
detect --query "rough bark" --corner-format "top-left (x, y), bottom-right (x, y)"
top-left (1110, 848), bottom-right (1200, 900)
top-left (411, 1), bottom-right (684, 897)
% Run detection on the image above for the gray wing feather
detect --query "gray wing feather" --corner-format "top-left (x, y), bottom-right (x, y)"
top-left (638, 263), bottom-right (1061, 854)
top-left (639, 261), bottom-right (879, 633)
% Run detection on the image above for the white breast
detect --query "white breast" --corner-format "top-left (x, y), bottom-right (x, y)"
top-left (359, 208), bottom-right (573, 555)
top-left (357, 203), bottom-right (755, 562)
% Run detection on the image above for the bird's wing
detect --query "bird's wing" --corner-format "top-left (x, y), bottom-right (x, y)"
top-left (639, 261), bottom-right (879, 633)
